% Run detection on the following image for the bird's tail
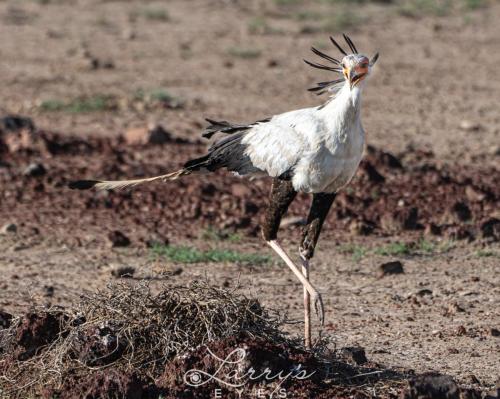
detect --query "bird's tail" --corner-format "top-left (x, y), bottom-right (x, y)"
top-left (68, 169), bottom-right (189, 191)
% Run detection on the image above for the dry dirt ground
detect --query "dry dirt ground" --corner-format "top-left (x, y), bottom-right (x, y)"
top-left (0, 0), bottom-right (499, 396)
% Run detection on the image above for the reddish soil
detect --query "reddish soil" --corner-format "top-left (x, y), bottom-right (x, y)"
top-left (1, 127), bottom-right (498, 248)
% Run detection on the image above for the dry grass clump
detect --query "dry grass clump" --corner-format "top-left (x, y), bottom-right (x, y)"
top-left (0, 281), bottom-right (288, 397)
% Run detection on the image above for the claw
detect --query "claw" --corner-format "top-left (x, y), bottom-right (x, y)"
top-left (313, 292), bottom-right (325, 326)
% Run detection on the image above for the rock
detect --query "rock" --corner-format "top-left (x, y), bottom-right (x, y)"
top-left (349, 219), bottom-right (374, 235)
top-left (123, 124), bottom-right (173, 146)
top-left (44, 285), bottom-right (55, 297)
top-left (379, 261), bottom-right (404, 277)
top-left (491, 328), bottom-right (500, 337)
top-left (1, 223), bottom-right (17, 234)
top-left (339, 346), bottom-right (367, 365)
top-left (459, 120), bottom-right (481, 132)
top-left (481, 218), bottom-right (500, 241)
top-left (465, 186), bottom-right (486, 202)
top-left (451, 201), bottom-right (472, 222)
top-left (23, 162), bottom-right (47, 177)
top-left (424, 223), bottom-right (441, 236)
top-left (381, 207), bottom-right (419, 232)
top-left (107, 231), bottom-right (131, 247)
top-left (361, 160), bottom-right (385, 183)
top-left (231, 183), bottom-right (251, 198)
top-left (445, 226), bottom-right (473, 241)
top-left (0, 115), bottom-right (35, 133)
top-left (111, 266), bottom-right (135, 278)
top-left (456, 325), bottom-right (467, 336)
top-left (0, 310), bottom-right (13, 329)
top-left (402, 373), bottom-right (459, 399)
top-left (416, 289), bottom-right (433, 297)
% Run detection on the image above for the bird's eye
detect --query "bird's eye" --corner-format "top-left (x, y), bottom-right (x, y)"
top-left (361, 63), bottom-right (368, 68)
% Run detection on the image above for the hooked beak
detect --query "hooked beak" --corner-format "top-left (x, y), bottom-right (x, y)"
top-left (348, 68), bottom-right (366, 90)
top-left (370, 52), bottom-right (379, 67)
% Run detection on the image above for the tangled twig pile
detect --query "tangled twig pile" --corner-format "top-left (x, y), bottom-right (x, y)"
top-left (0, 281), bottom-right (288, 397)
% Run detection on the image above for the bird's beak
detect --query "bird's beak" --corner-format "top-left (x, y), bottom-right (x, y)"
top-left (348, 68), bottom-right (366, 90)
top-left (348, 68), bottom-right (356, 90)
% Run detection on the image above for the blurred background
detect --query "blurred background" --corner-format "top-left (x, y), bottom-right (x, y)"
top-left (1, 0), bottom-right (499, 162)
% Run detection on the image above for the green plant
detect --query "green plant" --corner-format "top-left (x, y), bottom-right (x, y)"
top-left (398, 0), bottom-right (452, 17)
top-left (475, 249), bottom-right (499, 258)
top-left (338, 243), bottom-right (367, 262)
top-left (463, 0), bottom-right (486, 9)
top-left (374, 242), bottom-right (411, 256)
top-left (40, 95), bottom-right (115, 113)
top-left (152, 244), bottom-right (271, 265)
top-left (141, 8), bottom-right (170, 21)
top-left (201, 227), bottom-right (242, 243)
top-left (227, 47), bottom-right (262, 59)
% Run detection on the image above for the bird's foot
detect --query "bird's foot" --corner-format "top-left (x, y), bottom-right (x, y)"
top-left (312, 291), bottom-right (324, 326)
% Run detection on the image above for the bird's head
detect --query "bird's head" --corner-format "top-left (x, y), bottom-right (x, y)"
top-left (304, 34), bottom-right (379, 95)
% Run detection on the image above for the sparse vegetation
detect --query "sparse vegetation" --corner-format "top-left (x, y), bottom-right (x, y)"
top-left (339, 243), bottom-right (368, 262)
top-left (338, 239), bottom-right (456, 262)
top-left (201, 226), bottom-right (242, 243)
top-left (248, 17), bottom-right (284, 35)
top-left (152, 244), bottom-right (272, 265)
top-left (227, 47), bottom-right (262, 59)
top-left (398, 0), bottom-right (453, 17)
top-left (300, 9), bottom-right (363, 34)
top-left (39, 95), bottom-right (115, 113)
top-left (475, 249), bottom-right (499, 258)
top-left (141, 7), bottom-right (170, 22)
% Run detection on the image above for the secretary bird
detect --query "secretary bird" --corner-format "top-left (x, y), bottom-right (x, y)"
top-left (69, 34), bottom-right (378, 349)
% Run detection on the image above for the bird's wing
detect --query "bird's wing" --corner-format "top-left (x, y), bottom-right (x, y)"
top-left (241, 107), bottom-right (323, 179)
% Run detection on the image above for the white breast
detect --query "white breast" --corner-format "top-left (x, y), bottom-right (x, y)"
top-left (242, 83), bottom-right (365, 194)
top-left (292, 86), bottom-right (365, 193)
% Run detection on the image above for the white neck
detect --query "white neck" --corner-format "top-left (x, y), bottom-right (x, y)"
top-left (319, 82), bottom-right (363, 123)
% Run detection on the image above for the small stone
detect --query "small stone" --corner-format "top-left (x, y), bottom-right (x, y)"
top-left (481, 218), bottom-right (500, 241)
top-left (123, 124), bottom-right (173, 146)
top-left (231, 183), bottom-right (252, 198)
top-left (456, 325), bottom-right (467, 336)
top-left (44, 285), bottom-right (54, 297)
top-left (361, 161), bottom-right (385, 183)
top-left (459, 120), bottom-right (481, 132)
top-left (445, 226), bottom-right (473, 241)
top-left (452, 201), bottom-right (472, 222)
top-left (379, 261), bottom-right (404, 277)
top-left (349, 219), bottom-right (374, 235)
top-left (23, 162), bottom-right (46, 177)
top-left (416, 289), bottom-right (433, 297)
top-left (0, 115), bottom-right (35, 132)
top-left (1, 223), bottom-right (17, 234)
top-left (490, 328), bottom-right (500, 337)
top-left (446, 302), bottom-right (465, 315)
top-left (339, 346), bottom-right (367, 365)
top-left (0, 310), bottom-right (13, 329)
top-left (424, 223), bottom-right (441, 236)
top-left (380, 207), bottom-right (419, 232)
top-left (448, 347), bottom-right (459, 354)
top-left (107, 231), bottom-right (131, 247)
top-left (171, 267), bottom-right (183, 276)
top-left (465, 186), bottom-right (486, 202)
top-left (402, 373), bottom-right (459, 399)
top-left (111, 266), bottom-right (135, 278)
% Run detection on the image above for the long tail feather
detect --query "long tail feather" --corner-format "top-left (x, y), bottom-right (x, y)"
top-left (68, 169), bottom-right (188, 191)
